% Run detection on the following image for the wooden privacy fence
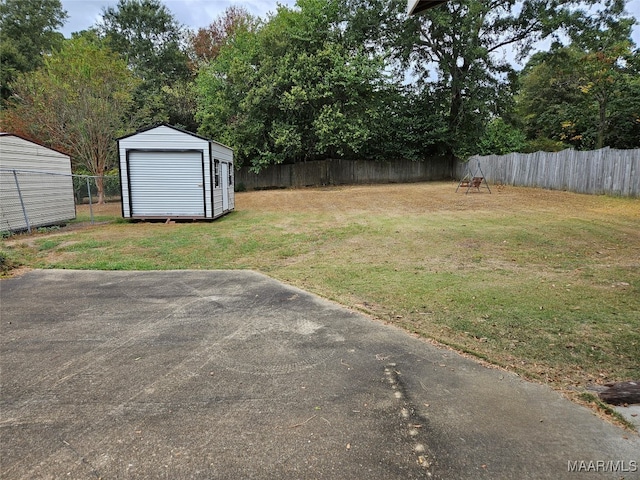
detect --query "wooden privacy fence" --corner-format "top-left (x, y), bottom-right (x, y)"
top-left (459, 148), bottom-right (640, 197)
top-left (237, 157), bottom-right (454, 190)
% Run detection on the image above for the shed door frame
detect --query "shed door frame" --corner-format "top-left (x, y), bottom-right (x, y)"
top-left (126, 148), bottom-right (207, 217)
top-left (221, 162), bottom-right (229, 211)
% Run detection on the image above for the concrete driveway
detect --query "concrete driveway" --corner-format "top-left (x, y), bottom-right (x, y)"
top-left (1, 270), bottom-right (638, 479)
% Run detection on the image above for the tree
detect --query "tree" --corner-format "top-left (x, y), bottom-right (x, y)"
top-left (605, 59), bottom-right (640, 149)
top-left (98, 0), bottom-right (189, 86)
top-left (97, 0), bottom-right (193, 129)
top-left (188, 5), bottom-right (259, 68)
top-left (196, 0), bottom-right (407, 171)
top-left (343, 0), bottom-right (610, 158)
top-left (567, 4), bottom-right (638, 149)
top-left (518, 16), bottom-right (639, 151)
top-left (517, 48), bottom-right (588, 148)
top-left (0, 0), bottom-right (67, 99)
top-left (476, 117), bottom-right (528, 155)
top-left (2, 36), bottom-right (139, 202)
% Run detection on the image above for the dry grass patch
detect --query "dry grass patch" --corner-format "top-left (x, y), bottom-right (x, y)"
top-left (2, 181), bottom-right (639, 410)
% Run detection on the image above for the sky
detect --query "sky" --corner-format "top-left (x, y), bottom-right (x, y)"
top-left (59, 0), bottom-right (640, 67)
top-left (59, 0), bottom-right (295, 37)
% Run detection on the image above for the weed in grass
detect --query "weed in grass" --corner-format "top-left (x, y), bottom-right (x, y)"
top-left (0, 247), bottom-right (20, 274)
top-left (58, 239), bottom-right (108, 252)
top-left (36, 225), bottom-right (61, 233)
top-left (37, 239), bottom-right (64, 251)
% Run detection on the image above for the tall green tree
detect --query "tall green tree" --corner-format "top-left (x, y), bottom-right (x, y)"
top-left (98, 0), bottom-right (188, 86)
top-left (518, 6), bottom-right (639, 151)
top-left (97, 0), bottom-right (193, 129)
top-left (188, 5), bottom-right (260, 69)
top-left (519, 44), bottom-right (639, 150)
top-left (517, 48), bottom-right (587, 148)
top-left (196, 0), bottom-right (413, 171)
top-left (2, 37), bottom-right (139, 202)
top-left (0, 0), bottom-right (67, 99)
top-left (605, 58), bottom-right (640, 149)
top-left (344, 0), bottom-right (612, 158)
top-left (567, 2), bottom-right (638, 149)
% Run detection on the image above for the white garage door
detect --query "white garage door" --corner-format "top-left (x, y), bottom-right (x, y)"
top-left (129, 150), bottom-right (205, 217)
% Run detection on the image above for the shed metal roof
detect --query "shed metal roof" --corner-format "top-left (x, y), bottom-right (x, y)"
top-left (116, 123), bottom-right (233, 151)
top-left (0, 132), bottom-right (71, 158)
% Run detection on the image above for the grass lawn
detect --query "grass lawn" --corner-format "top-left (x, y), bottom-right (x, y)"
top-left (2, 181), bottom-right (639, 417)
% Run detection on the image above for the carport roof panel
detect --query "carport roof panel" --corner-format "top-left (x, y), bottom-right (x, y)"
top-left (408, 0), bottom-right (448, 15)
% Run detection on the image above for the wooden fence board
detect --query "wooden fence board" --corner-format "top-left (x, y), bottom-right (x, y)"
top-left (236, 149), bottom-right (638, 197)
top-left (237, 157), bottom-right (454, 190)
top-left (459, 148), bottom-right (639, 197)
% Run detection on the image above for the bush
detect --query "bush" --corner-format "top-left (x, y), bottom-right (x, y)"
top-left (523, 137), bottom-right (569, 153)
top-left (476, 118), bottom-right (528, 155)
top-left (0, 248), bottom-right (19, 275)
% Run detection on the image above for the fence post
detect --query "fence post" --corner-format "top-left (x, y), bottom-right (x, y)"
top-left (85, 177), bottom-right (94, 224)
top-left (13, 170), bottom-right (31, 233)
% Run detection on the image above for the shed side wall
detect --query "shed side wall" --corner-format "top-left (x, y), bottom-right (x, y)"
top-left (0, 135), bottom-right (75, 232)
top-left (210, 142), bottom-right (234, 216)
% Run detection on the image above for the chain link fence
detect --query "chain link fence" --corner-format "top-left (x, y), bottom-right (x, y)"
top-left (1, 169), bottom-right (120, 233)
top-left (72, 174), bottom-right (121, 206)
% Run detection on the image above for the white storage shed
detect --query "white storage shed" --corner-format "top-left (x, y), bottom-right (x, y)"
top-left (117, 124), bottom-right (235, 220)
top-left (0, 133), bottom-right (76, 233)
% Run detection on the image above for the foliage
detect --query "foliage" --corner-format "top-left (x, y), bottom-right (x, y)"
top-left (476, 118), bottom-right (528, 155)
top-left (98, 0), bottom-right (189, 86)
top-left (522, 137), bottom-right (569, 153)
top-left (343, 0), bottom-right (619, 158)
top-left (196, 0), bottom-right (415, 171)
top-left (2, 36), bottom-right (139, 202)
top-left (97, 0), bottom-right (193, 129)
top-left (2, 0), bottom-right (636, 166)
top-left (0, 247), bottom-right (19, 275)
top-left (188, 5), bottom-right (260, 69)
top-left (517, 1), bottom-right (639, 150)
top-left (0, 0), bottom-right (67, 99)
top-left (518, 43), bottom-right (639, 150)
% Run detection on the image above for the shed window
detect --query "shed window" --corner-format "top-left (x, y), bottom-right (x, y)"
top-left (214, 160), bottom-right (220, 188)
top-left (228, 165), bottom-right (233, 188)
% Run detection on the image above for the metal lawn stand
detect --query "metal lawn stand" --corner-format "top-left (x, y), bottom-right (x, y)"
top-left (456, 160), bottom-right (491, 194)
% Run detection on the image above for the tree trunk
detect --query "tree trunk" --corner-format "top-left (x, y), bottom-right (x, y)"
top-left (95, 175), bottom-right (105, 205)
top-left (596, 98), bottom-right (606, 150)
top-left (447, 61), bottom-right (469, 157)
